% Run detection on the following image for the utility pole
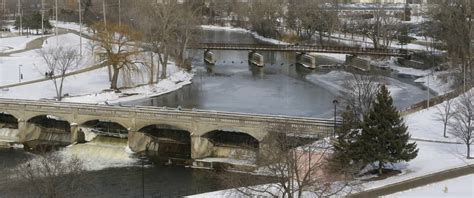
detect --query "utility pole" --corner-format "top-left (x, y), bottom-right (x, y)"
top-left (55, 0), bottom-right (58, 37)
top-left (18, 0), bottom-right (22, 36)
top-left (102, 0), bottom-right (107, 27)
top-left (41, 0), bottom-right (45, 35)
top-left (118, 0), bottom-right (121, 26)
top-left (78, 0), bottom-right (83, 55)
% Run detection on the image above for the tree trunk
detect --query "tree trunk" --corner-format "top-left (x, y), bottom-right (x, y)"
top-left (443, 122), bottom-right (448, 138)
top-left (378, 161), bottom-right (383, 175)
top-left (110, 67), bottom-right (120, 90)
top-left (467, 144), bottom-right (471, 159)
top-left (149, 52), bottom-right (154, 84)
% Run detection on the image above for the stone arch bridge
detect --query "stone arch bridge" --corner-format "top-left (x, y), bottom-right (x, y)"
top-left (0, 98), bottom-right (335, 159)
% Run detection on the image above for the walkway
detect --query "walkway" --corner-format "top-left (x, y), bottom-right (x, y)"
top-left (348, 161), bottom-right (474, 197)
top-left (0, 28), bottom-right (72, 57)
top-left (0, 63), bottom-right (106, 89)
top-left (191, 43), bottom-right (410, 57)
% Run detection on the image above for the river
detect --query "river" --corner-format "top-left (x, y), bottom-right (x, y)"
top-left (129, 29), bottom-right (430, 118)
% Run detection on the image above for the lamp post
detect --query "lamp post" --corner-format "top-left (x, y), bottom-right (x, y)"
top-left (141, 142), bottom-right (151, 198)
top-left (18, 64), bottom-right (22, 83)
top-left (332, 99), bottom-right (339, 137)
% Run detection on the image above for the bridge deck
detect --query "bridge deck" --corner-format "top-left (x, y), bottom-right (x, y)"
top-left (190, 43), bottom-right (410, 58)
top-left (0, 98), bottom-right (340, 128)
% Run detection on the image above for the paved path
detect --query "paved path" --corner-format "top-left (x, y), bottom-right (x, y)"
top-left (348, 164), bottom-right (474, 197)
top-left (0, 63), bottom-right (106, 89)
top-left (0, 28), bottom-right (73, 57)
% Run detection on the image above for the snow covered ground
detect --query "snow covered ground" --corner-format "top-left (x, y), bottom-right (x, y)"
top-left (0, 26), bottom-right (194, 105)
top-left (0, 35), bottom-right (45, 53)
top-left (387, 174), bottom-right (474, 198)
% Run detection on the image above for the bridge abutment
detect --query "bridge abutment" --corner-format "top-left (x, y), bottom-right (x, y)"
top-left (191, 135), bottom-right (213, 159)
top-left (128, 131), bottom-right (153, 153)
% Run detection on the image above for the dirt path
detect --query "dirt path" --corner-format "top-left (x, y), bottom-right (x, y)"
top-left (348, 164), bottom-right (474, 197)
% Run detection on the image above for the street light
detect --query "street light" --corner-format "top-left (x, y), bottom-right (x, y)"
top-left (332, 99), bottom-right (339, 137)
top-left (141, 142), bottom-right (151, 198)
top-left (18, 64), bottom-right (22, 83)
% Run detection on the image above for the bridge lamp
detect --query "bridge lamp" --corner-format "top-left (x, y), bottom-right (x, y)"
top-left (332, 99), bottom-right (339, 137)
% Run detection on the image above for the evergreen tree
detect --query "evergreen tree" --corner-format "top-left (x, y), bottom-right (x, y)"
top-left (14, 12), bottom-right (52, 35)
top-left (359, 85), bottom-right (418, 175)
top-left (330, 106), bottom-right (364, 173)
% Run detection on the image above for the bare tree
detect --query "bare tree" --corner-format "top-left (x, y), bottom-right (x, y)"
top-left (244, 0), bottom-right (284, 38)
top-left (2, 152), bottom-right (90, 197)
top-left (429, 0), bottom-right (473, 90)
top-left (287, 0), bottom-right (339, 42)
top-left (92, 22), bottom-right (143, 90)
top-left (436, 97), bottom-right (454, 138)
top-left (218, 132), bottom-right (356, 198)
top-left (354, 5), bottom-right (401, 49)
top-left (39, 46), bottom-right (81, 101)
top-left (342, 73), bottom-right (380, 121)
top-left (449, 91), bottom-right (474, 158)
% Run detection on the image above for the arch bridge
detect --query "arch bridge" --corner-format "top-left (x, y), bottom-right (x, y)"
top-left (0, 98), bottom-right (335, 159)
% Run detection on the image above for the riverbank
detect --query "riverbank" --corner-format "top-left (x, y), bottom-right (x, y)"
top-left (0, 28), bottom-right (195, 105)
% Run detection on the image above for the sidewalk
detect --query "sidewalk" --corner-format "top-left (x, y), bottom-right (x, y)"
top-left (0, 63), bottom-right (106, 90)
top-left (348, 164), bottom-right (474, 197)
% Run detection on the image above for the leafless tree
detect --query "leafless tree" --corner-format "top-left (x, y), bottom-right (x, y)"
top-left (92, 22), bottom-right (144, 90)
top-left (449, 91), bottom-right (474, 159)
top-left (342, 73), bottom-right (380, 121)
top-left (218, 131), bottom-right (356, 197)
top-left (135, 0), bottom-right (200, 80)
top-left (39, 46), bottom-right (81, 101)
top-left (243, 0), bottom-right (284, 38)
top-left (436, 97), bottom-right (454, 138)
top-left (354, 5), bottom-right (401, 49)
top-left (1, 152), bottom-right (90, 197)
top-left (429, 0), bottom-right (473, 90)
top-left (286, 0), bottom-right (338, 43)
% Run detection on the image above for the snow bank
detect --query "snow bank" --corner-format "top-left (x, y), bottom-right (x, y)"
top-left (63, 70), bottom-right (193, 104)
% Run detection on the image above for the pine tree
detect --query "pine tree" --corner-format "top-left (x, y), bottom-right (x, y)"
top-left (330, 106), bottom-right (364, 174)
top-left (359, 85), bottom-right (418, 175)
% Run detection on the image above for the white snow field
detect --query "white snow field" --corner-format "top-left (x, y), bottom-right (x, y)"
top-left (0, 33), bottom-right (94, 86)
top-left (0, 35), bottom-right (45, 53)
top-left (387, 174), bottom-right (474, 198)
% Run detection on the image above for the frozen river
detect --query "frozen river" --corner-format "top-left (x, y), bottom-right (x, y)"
top-left (130, 29), bottom-right (430, 118)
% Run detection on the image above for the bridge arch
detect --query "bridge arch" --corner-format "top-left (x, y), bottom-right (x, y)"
top-left (202, 129), bottom-right (260, 150)
top-left (137, 124), bottom-right (192, 160)
top-left (0, 111), bottom-right (21, 122)
top-left (76, 117), bottom-right (132, 132)
top-left (26, 114), bottom-right (72, 131)
top-left (23, 113), bottom-right (74, 125)
top-left (78, 119), bottom-right (129, 138)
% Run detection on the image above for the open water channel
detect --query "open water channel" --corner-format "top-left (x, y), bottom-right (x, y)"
top-left (0, 29), bottom-right (430, 197)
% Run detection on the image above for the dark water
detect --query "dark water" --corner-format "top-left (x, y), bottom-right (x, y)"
top-left (0, 148), bottom-right (261, 197)
top-left (129, 29), bottom-right (429, 118)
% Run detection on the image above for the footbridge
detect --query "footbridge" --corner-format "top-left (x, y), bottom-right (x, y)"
top-left (190, 43), bottom-right (410, 57)
top-left (0, 98), bottom-right (335, 160)
top-left (190, 43), bottom-right (410, 69)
